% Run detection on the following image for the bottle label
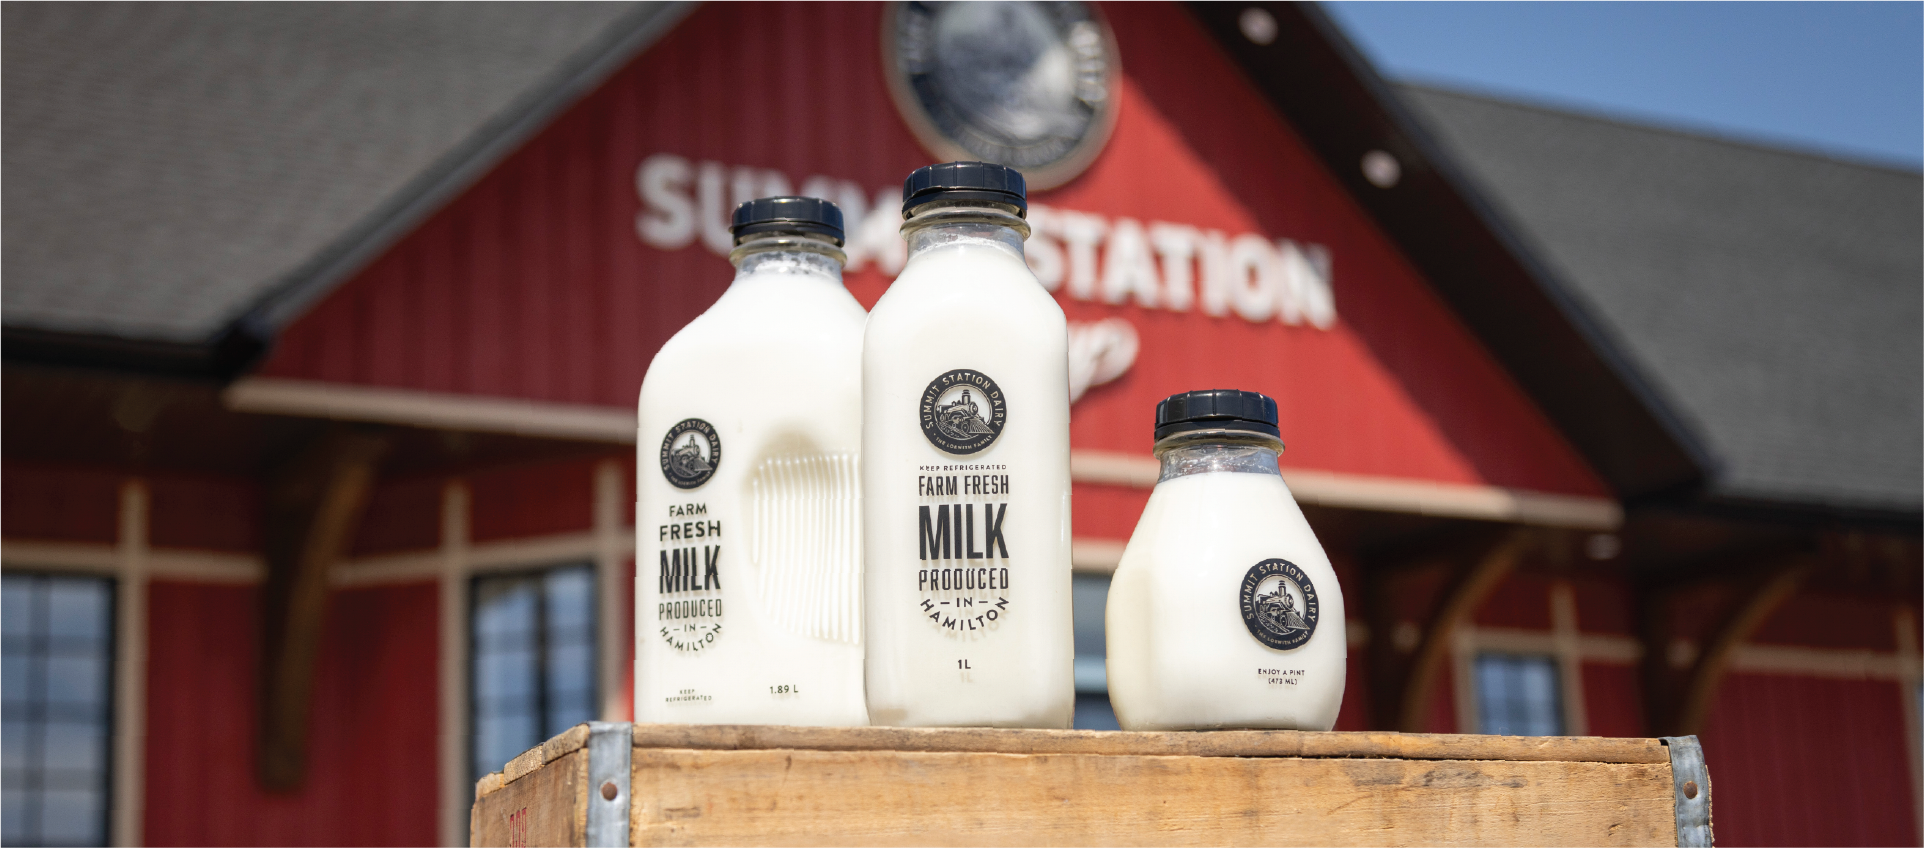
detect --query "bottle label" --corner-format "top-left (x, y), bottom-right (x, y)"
top-left (656, 502), bottom-right (723, 652)
top-left (919, 370), bottom-right (1007, 455)
top-left (660, 418), bottom-right (722, 489)
top-left (1240, 558), bottom-right (1319, 650)
top-left (913, 465), bottom-right (1012, 636)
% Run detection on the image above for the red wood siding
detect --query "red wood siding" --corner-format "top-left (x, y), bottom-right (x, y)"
top-left (260, 1), bottom-right (1608, 506)
top-left (1474, 572), bottom-right (1555, 631)
top-left (144, 581), bottom-right (438, 847)
top-left (1702, 673), bottom-right (1919, 847)
top-left (2, 462), bottom-right (121, 544)
top-left (1335, 651), bottom-right (1371, 732)
top-left (1571, 575), bottom-right (1635, 636)
top-left (1579, 663), bottom-right (1645, 738)
top-left (354, 474), bottom-right (445, 557)
top-left (1424, 663), bottom-right (1460, 734)
top-left (1068, 483), bottom-right (1150, 542)
top-left (468, 457), bottom-right (600, 544)
top-left (1751, 591), bottom-right (1900, 651)
top-left (616, 556), bottom-right (637, 722)
top-left (148, 474), bottom-right (260, 553)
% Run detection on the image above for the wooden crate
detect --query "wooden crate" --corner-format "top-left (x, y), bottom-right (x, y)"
top-left (472, 723), bottom-right (1712, 847)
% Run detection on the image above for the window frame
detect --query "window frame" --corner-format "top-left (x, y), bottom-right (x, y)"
top-left (2, 570), bottom-right (118, 848)
top-left (466, 561), bottom-right (600, 784)
top-left (1470, 650), bottom-right (1566, 737)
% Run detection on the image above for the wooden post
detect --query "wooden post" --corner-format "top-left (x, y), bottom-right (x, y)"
top-left (258, 427), bottom-right (389, 790)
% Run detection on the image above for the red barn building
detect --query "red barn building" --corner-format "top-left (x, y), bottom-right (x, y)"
top-left (3, 3), bottom-right (1918, 846)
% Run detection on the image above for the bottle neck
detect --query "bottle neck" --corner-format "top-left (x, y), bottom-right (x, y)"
top-left (728, 233), bottom-right (846, 283)
top-left (901, 202), bottom-right (1030, 264)
top-left (1152, 430), bottom-right (1284, 483)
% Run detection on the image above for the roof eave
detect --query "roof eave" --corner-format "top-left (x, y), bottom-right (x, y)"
top-left (1, 322), bottom-right (269, 382)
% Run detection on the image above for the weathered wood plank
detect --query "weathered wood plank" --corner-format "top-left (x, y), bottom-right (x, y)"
top-left (500, 724), bottom-right (595, 787)
top-left (627, 748), bottom-right (1676, 847)
top-left (474, 748), bottom-right (590, 848)
top-left (625, 724), bottom-right (1669, 765)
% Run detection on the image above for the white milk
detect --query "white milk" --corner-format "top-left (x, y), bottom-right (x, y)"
top-left (635, 210), bottom-right (869, 726)
top-left (862, 168), bottom-right (1075, 728)
top-left (1106, 435), bottom-right (1347, 731)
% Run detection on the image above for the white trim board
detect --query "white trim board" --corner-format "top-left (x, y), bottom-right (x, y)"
top-left (222, 379), bottom-right (1620, 529)
top-left (111, 482), bottom-right (147, 848)
top-left (3, 541), bottom-right (261, 584)
top-left (223, 377), bottom-right (635, 444)
top-left (2, 532), bottom-right (634, 589)
top-left (591, 460), bottom-right (630, 726)
top-left (1069, 538), bottom-right (1128, 574)
top-left (1071, 451), bottom-right (1621, 530)
top-left (436, 483), bottom-right (471, 848)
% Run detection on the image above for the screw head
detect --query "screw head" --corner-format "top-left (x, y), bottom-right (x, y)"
top-left (601, 781), bottom-right (619, 801)
top-left (1682, 780), bottom-right (1699, 800)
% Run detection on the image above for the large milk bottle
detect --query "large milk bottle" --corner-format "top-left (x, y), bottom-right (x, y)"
top-left (862, 162), bottom-right (1075, 728)
top-left (635, 197), bottom-right (868, 726)
top-left (1105, 390), bottom-right (1347, 730)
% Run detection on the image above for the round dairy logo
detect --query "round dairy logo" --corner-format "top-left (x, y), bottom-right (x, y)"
top-left (659, 419), bottom-right (721, 489)
top-left (882, 1), bottom-right (1120, 190)
top-left (1239, 559), bottom-right (1319, 651)
top-left (920, 369), bottom-right (1007, 455)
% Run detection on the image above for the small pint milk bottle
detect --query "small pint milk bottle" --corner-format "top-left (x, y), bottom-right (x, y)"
top-left (635, 197), bottom-right (868, 726)
top-left (862, 162), bottom-right (1074, 728)
top-left (1105, 390), bottom-right (1347, 730)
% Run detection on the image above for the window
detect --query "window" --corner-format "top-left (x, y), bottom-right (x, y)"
top-left (1071, 573), bottom-right (1119, 730)
top-left (1474, 653), bottom-right (1563, 736)
top-left (470, 564), bottom-right (597, 782)
top-left (3, 573), bottom-right (114, 847)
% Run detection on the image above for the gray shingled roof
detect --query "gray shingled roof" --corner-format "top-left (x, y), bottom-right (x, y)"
top-left (1398, 85), bottom-right (1923, 514)
top-left (2, 1), bottom-right (652, 342)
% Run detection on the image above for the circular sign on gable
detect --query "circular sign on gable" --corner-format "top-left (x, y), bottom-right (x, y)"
top-left (883, 1), bottom-right (1121, 190)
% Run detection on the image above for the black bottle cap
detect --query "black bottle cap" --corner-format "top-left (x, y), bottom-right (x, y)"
top-left (1154, 389), bottom-right (1281, 441)
top-left (730, 196), bottom-right (845, 245)
top-left (902, 161), bottom-right (1028, 218)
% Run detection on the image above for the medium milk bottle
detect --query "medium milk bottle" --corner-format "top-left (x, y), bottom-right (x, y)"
top-left (863, 162), bottom-right (1074, 728)
top-left (1105, 390), bottom-right (1347, 730)
top-left (636, 197), bottom-right (868, 726)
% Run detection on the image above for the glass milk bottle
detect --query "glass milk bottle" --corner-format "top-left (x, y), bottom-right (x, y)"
top-left (1105, 390), bottom-right (1347, 730)
top-left (635, 197), bottom-right (868, 726)
top-left (862, 162), bottom-right (1074, 728)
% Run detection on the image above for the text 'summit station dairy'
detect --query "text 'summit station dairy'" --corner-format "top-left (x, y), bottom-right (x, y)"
top-left (861, 162), bottom-right (1075, 728)
top-left (635, 197), bottom-right (869, 726)
top-left (1105, 390), bottom-right (1347, 731)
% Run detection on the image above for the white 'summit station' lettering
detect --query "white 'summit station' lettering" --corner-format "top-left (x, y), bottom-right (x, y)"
top-left (635, 153), bottom-right (1337, 329)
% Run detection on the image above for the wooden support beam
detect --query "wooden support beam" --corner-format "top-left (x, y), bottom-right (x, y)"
top-left (1674, 557), bottom-right (1812, 736)
top-left (259, 427), bottom-right (389, 790)
top-left (1638, 551), bottom-right (1815, 737)
top-left (1368, 526), bottom-right (1534, 731)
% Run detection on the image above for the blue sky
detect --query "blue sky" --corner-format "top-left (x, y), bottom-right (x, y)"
top-left (1321, 2), bottom-right (1924, 170)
